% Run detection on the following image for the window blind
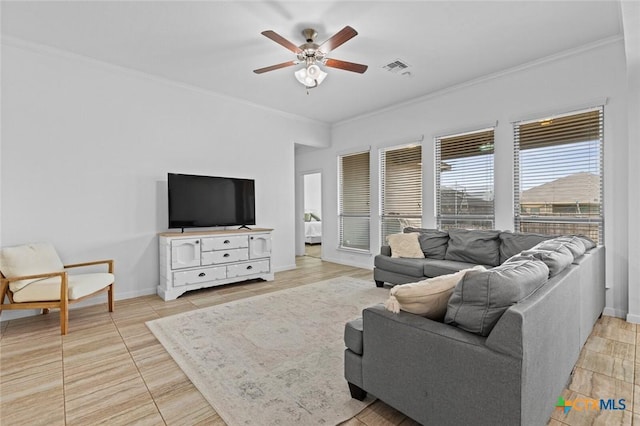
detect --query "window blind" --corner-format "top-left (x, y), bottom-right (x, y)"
top-left (338, 150), bottom-right (370, 251)
top-left (435, 128), bottom-right (495, 230)
top-left (514, 107), bottom-right (603, 243)
top-left (380, 144), bottom-right (422, 241)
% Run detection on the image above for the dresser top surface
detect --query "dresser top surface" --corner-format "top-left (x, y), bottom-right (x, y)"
top-left (159, 228), bottom-right (273, 238)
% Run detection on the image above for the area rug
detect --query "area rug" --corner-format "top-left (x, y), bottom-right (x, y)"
top-left (146, 276), bottom-right (387, 426)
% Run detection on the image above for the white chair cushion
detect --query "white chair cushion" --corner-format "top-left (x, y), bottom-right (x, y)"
top-left (0, 242), bottom-right (65, 292)
top-left (12, 273), bottom-right (114, 303)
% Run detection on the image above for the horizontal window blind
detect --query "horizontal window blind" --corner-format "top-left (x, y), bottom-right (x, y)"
top-left (338, 151), bottom-right (370, 251)
top-left (380, 144), bottom-right (422, 241)
top-left (435, 128), bottom-right (495, 230)
top-left (514, 107), bottom-right (603, 243)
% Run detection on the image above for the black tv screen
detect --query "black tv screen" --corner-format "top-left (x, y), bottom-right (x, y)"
top-left (168, 173), bottom-right (256, 229)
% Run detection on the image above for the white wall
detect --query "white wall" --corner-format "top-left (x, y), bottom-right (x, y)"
top-left (0, 40), bottom-right (330, 320)
top-left (621, 1), bottom-right (640, 323)
top-left (296, 39), bottom-right (630, 317)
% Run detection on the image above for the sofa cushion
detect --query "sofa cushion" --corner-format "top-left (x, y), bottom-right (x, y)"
top-left (551, 236), bottom-right (587, 258)
top-left (575, 235), bottom-right (596, 251)
top-left (387, 233), bottom-right (424, 259)
top-left (374, 255), bottom-right (426, 278)
top-left (344, 318), bottom-right (364, 355)
top-left (516, 245), bottom-right (573, 277)
top-left (498, 231), bottom-right (552, 264)
top-left (534, 238), bottom-right (585, 261)
top-left (445, 229), bottom-right (501, 266)
top-left (385, 266), bottom-right (486, 320)
top-left (403, 227), bottom-right (449, 259)
top-left (0, 242), bottom-right (65, 292)
top-left (422, 258), bottom-right (483, 278)
top-left (445, 257), bottom-right (549, 336)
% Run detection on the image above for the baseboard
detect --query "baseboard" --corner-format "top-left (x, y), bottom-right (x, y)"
top-left (603, 307), bottom-right (627, 319)
top-left (273, 263), bottom-right (297, 273)
top-left (626, 313), bottom-right (640, 324)
top-left (321, 255), bottom-right (373, 271)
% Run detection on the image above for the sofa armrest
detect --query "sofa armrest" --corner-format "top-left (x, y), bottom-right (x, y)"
top-left (360, 304), bottom-right (521, 426)
top-left (380, 245), bottom-right (391, 256)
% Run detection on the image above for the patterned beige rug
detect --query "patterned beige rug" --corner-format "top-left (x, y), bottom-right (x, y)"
top-left (146, 276), bottom-right (386, 426)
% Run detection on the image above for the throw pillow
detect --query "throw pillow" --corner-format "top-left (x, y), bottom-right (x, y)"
top-left (552, 236), bottom-right (587, 258)
top-left (0, 242), bottom-right (65, 292)
top-left (534, 238), bottom-right (585, 261)
top-left (445, 257), bottom-right (549, 336)
top-left (387, 233), bottom-right (425, 259)
top-left (404, 227), bottom-right (450, 259)
top-left (384, 266), bottom-right (486, 320)
top-left (513, 245), bottom-right (573, 277)
top-left (445, 229), bottom-right (501, 266)
top-left (498, 231), bottom-right (553, 264)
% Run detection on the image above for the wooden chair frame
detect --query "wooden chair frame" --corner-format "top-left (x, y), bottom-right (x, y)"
top-left (0, 259), bottom-right (115, 335)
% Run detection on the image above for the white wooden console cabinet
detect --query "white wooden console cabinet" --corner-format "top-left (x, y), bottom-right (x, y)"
top-left (158, 228), bottom-right (274, 301)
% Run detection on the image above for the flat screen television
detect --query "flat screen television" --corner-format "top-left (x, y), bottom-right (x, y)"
top-left (168, 173), bottom-right (255, 229)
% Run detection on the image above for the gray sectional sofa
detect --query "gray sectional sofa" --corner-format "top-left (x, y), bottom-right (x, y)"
top-left (374, 227), bottom-right (553, 287)
top-left (345, 228), bottom-right (605, 426)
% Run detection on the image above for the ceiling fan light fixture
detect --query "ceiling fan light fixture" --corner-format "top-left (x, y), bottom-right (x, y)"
top-left (295, 64), bottom-right (327, 88)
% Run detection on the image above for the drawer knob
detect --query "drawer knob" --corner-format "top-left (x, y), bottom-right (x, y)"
top-left (198, 272), bottom-right (206, 277)
top-left (246, 265), bottom-right (253, 270)
top-left (223, 253), bottom-right (230, 257)
top-left (224, 240), bottom-right (230, 244)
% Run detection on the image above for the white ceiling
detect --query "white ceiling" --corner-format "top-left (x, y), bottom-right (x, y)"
top-left (1, 1), bottom-right (623, 124)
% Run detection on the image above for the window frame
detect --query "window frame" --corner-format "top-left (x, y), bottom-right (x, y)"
top-left (337, 149), bottom-right (371, 252)
top-left (379, 143), bottom-right (423, 242)
top-left (435, 127), bottom-right (496, 231)
top-left (513, 106), bottom-right (604, 243)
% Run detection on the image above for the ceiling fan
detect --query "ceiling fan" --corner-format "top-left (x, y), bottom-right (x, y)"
top-left (253, 26), bottom-right (368, 89)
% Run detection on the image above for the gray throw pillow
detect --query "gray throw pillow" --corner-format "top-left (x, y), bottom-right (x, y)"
top-left (511, 244), bottom-right (573, 276)
top-left (498, 231), bottom-right (553, 264)
top-left (445, 229), bottom-right (501, 266)
top-left (445, 257), bottom-right (549, 336)
top-left (534, 238), bottom-right (585, 260)
top-left (552, 236), bottom-right (588, 258)
top-left (575, 235), bottom-right (596, 251)
top-left (404, 227), bottom-right (449, 260)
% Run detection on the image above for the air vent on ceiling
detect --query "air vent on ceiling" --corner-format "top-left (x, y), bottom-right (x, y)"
top-left (382, 59), bottom-right (412, 77)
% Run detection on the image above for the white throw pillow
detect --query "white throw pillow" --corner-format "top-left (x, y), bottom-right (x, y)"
top-left (387, 233), bottom-right (424, 259)
top-left (384, 266), bottom-right (486, 320)
top-left (0, 242), bottom-right (65, 292)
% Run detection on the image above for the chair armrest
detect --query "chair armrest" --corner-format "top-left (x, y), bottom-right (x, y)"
top-left (65, 259), bottom-right (114, 273)
top-left (0, 270), bottom-right (67, 283)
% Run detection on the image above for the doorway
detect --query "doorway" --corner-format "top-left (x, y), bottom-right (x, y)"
top-left (303, 172), bottom-right (322, 258)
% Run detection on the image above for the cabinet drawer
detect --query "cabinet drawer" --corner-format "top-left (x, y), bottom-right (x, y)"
top-left (173, 266), bottom-right (226, 287)
top-left (201, 248), bottom-right (249, 265)
top-left (227, 260), bottom-right (270, 278)
top-left (201, 235), bottom-right (248, 251)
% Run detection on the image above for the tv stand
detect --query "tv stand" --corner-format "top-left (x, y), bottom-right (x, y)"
top-left (238, 224), bottom-right (252, 230)
top-left (157, 228), bottom-right (274, 301)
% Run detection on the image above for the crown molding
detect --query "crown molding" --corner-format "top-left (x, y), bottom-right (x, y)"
top-left (1, 35), bottom-right (330, 129)
top-left (333, 35), bottom-right (624, 128)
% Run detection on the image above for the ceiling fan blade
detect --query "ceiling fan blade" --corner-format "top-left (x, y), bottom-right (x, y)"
top-left (318, 26), bottom-right (358, 53)
top-left (253, 61), bottom-right (298, 74)
top-left (324, 58), bottom-right (368, 74)
top-left (261, 30), bottom-right (303, 54)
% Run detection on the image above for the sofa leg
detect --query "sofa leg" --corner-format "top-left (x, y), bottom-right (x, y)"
top-left (348, 383), bottom-right (367, 401)
top-left (375, 280), bottom-right (384, 288)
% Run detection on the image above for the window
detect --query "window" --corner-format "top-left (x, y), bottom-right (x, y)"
top-left (514, 107), bottom-right (603, 243)
top-left (435, 128), bottom-right (495, 230)
top-left (338, 150), bottom-right (370, 251)
top-left (380, 144), bottom-right (422, 242)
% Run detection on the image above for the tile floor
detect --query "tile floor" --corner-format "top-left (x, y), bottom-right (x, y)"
top-left (0, 255), bottom-right (637, 425)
